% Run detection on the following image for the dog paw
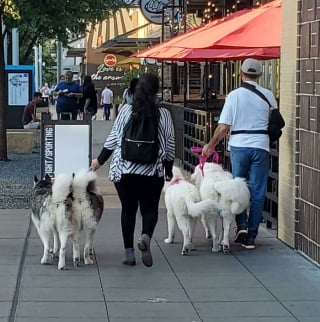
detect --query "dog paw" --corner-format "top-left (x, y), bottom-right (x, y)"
top-left (181, 247), bottom-right (190, 255)
top-left (164, 238), bottom-right (174, 244)
top-left (49, 251), bottom-right (59, 261)
top-left (84, 257), bottom-right (94, 265)
top-left (222, 245), bottom-right (231, 254)
top-left (73, 257), bottom-right (81, 267)
top-left (40, 256), bottom-right (50, 264)
top-left (58, 260), bottom-right (66, 270)
top-left (211, 245), bottom-right (222, 253)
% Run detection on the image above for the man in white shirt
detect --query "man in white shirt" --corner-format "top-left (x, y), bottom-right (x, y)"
top-left (100, 84), bottom-right (113, 121)
top-left (202, 58), bottom-right (278, 250)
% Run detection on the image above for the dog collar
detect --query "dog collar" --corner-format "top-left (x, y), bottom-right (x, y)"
top-left (170, 178), bottom-right (181, 185)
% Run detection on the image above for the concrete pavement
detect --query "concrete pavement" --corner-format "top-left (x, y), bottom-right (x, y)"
top-left (1, 120), bottom-right (320, 322)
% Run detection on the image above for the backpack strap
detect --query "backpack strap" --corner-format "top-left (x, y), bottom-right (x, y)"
top-left (231, 82), bottom-right (271, 136)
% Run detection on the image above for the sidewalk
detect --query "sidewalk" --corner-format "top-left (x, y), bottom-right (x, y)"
top-left (1, 120), bottom-right (320, 322)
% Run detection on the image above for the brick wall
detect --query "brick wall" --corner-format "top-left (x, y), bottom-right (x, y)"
top-left (295, 0), bottom-right (320, 263)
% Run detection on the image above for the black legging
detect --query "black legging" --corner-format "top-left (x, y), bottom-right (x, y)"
top-left (114, 174), bottom-right (164, 249)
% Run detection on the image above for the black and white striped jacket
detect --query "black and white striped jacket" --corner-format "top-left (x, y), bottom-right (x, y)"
top-left (104, 104), bottom-right (175, 182)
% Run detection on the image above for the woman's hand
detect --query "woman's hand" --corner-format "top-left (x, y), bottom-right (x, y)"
top-left (91, 159), bottom-right (101, 171)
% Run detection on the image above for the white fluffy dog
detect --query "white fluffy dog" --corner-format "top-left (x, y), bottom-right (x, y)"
top-left (191, 162), bottom-right (250, 253)
top-left (72, 169), bottom-right (104, 265)
top-left (163, 166), bottom-right (219, 255)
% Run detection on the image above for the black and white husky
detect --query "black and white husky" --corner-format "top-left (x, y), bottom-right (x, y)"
top-left (31, 174), bottom-right (55, 264)
top-left (31, 173), bottom-right (75, 270)
top-left (72, 169), bottom-right (104, 265)
top-left (32, 170), bottom-right (103, 269)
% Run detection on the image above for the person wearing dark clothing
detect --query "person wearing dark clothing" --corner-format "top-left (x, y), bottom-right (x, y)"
top-left (54, 71), bottom-right (83, 120)
top-left (82, 75), bottom-right (98, 118)
top-left (21, 92), bottom-right (42, 129)
top-left (91, 73), bottom-right (175, 267)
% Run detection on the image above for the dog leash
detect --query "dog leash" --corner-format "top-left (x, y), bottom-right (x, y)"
top-left (191, 147), bottom-right (219, 177)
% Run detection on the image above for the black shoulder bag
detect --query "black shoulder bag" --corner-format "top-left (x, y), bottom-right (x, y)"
top-left (231, 82), bottom-right (285, 142)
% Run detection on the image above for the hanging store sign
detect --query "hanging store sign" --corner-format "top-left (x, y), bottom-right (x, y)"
top-left (140, 0), bottom-right (180, 24)
top-left (104, 54), bottom-right (117, 67)
top-left (123, 0), bottom-right (138, 5)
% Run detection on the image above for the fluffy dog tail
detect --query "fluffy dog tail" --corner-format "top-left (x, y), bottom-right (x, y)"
top-left (214, 177), bottom-right (250, 215)
top-left (72, 168), bottom-right (97, 194)
top-left (52, 173), bottom-right (73, 203)
top-left (185, 198), bottom-right (219, 218)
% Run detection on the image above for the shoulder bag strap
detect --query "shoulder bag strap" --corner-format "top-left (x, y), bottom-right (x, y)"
top-left (240, 82), bottom-right (272, 107)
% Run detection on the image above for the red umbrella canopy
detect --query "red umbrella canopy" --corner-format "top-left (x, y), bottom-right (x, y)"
top-left (135, 46), bottom-right (280, 61)
top-left (134, 0), bottom-right (281, 60)
top-left (212, 0), bottom-right (281, 48)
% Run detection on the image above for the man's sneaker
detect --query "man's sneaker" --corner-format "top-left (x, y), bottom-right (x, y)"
top-left (242, 239), bottom-right (256, 250)
top-left (234, 228), bottom-right (247, 244)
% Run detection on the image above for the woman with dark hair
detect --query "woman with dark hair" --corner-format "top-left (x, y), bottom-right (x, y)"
top-left (82, 75), bottom-right (98, 118)
top-left (91, 72), bottom-right (175, 267)
top-left (123, 77), bottom-right (139, 105)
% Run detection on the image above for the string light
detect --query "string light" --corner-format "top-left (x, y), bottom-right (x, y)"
top-left (201, 0), bottom-right (272, 24)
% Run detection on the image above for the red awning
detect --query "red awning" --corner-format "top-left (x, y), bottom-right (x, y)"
top-left (134, 0), bottom-right (281, 61)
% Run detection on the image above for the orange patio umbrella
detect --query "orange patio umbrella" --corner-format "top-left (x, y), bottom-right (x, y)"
top-left (134, 46), bottom-right (280, 61)
top-left (134, 0), bottom-right (281, 61)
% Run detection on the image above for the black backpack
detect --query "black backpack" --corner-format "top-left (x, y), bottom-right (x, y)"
top-left (121, 113), bottom-right (159, 164)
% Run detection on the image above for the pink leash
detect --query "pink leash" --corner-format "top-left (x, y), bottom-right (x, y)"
top-left (191, 147), bottom-right (219, 176)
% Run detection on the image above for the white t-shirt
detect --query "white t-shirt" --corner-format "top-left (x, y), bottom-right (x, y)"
top-left (101, 87), bottom-right (113, 104)
top-left (219, 81), bottom-right (278, 152)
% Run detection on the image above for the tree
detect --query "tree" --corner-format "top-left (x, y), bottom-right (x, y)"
top-left (0, 0), bottom-right (126, 161)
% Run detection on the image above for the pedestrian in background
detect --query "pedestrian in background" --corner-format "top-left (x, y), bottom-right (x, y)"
top-left (100, 84), bottom-right (113, 121)
top-left (82, 75), bottom-right (98, 119)
top-left (41, 82), bottom-right (50, 107)
top-left (202, 58), bottom-right (278, 250)
top-left (21, 92), bottom-right (42, 129)
top-left (54, 71), bottom-right (83, 120)
top-left (121, 77), bottom-right (139, 106)
top-left (91, 73), bottom-right (175, 267)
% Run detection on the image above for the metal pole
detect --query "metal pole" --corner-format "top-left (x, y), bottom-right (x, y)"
top-left (170, 0), bottom-right (175, 102)
top-left (161, 8), bottom-right (165, 101)
top-left (56, 41), bottom-right (62, 83)
top-left (2, 22), bottom-right (7, 65)
top-left (12, 28), bottom-right (19, 65)
top-left (183, 0), bottom-right (187, 106)
top-left (39, 44), bottom-right (43, 89)
top-left (34, 46), bottom-right (39, 92)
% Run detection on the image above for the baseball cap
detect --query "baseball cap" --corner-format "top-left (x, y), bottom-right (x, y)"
top-left (241, 58), bottom-right (262, 75)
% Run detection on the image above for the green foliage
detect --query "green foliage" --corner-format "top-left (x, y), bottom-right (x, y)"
top-left (114, 95), bottom-right (122, 105)
top-left (2, 0), bottom-right (126, 63)
top-left (123, 69), bottom-right (141, 84)
top-left (0, 0), bottom-right (129, 160)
